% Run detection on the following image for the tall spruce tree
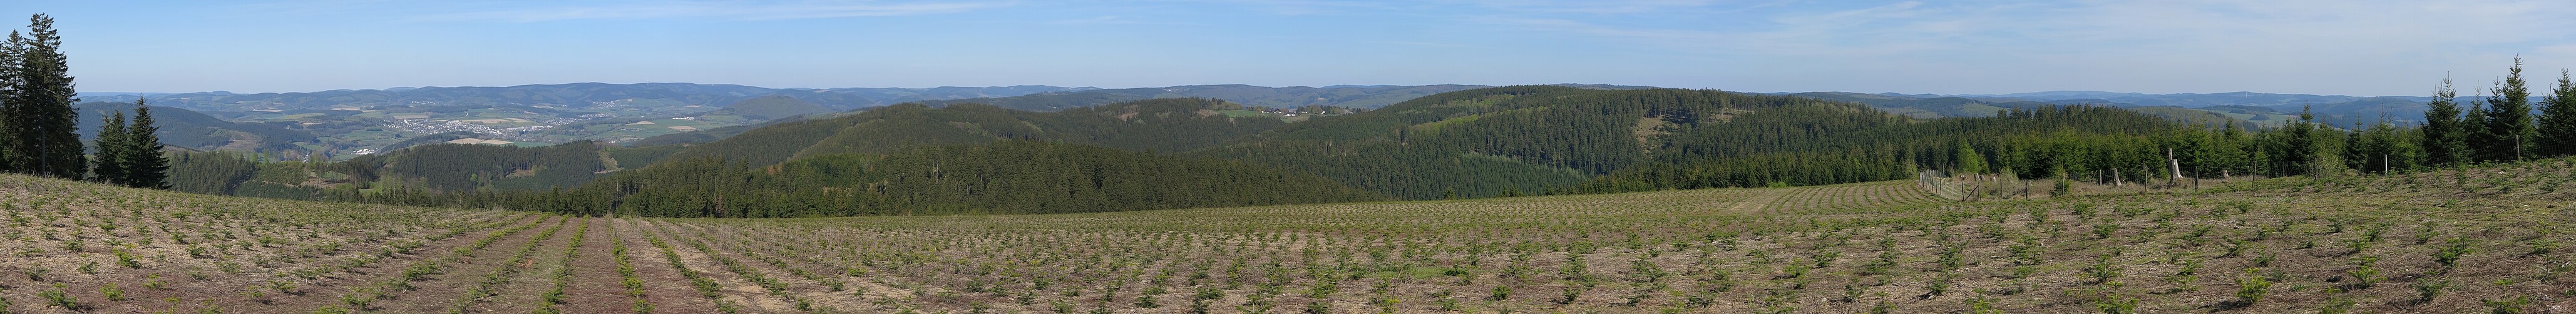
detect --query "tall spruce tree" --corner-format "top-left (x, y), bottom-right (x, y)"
top-left (2264, 106), bottom-right (2322, 176)
top-left (2537, 69), bottom-right (2576, 158)
top-left (2477, 57), bottom-right (2536, 162)
top-left (2464, 99), bottom-right (2491, 164)
top-left (4, 14), bottom-right (82, 179)
top-left (123, 101), bottom-right (167, 189)
top-left (2422, 78), bottom-right (2467, 167)
top-left (2346, 120), bottom-right (2417, 173)
top-left (91, 110), bottom-right (127, 185)
top-left (0, 29), bottom-right (19, 173)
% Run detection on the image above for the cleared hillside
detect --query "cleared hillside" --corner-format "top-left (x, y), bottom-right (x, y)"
top-left (8, 158), bottom-right (2576, 313)
top-left (707, 95), bottom-right (833, 121)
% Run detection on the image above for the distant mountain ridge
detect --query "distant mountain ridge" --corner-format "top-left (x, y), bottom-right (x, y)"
top-left (917, 84), bottom-right (1494, 111)
top-left (80, 83), bottom-right (1651, 114)
top-left (78, 83), bottom-right (1096, 113)
top-left (911, 83), bottom-right (1665, 112)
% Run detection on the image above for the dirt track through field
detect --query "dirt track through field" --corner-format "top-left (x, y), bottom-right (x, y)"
top-left (561, 217), bottom-right (629, 313)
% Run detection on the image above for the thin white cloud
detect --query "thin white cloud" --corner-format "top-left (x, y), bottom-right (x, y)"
top-left (1375, 41), bottom-right (1480, 48)
top-left (1444, 0), bottom-right (1844, 15)
top-left (421, 1), bottom-right (1007, 22)
top-left (1050, 16), bottom-right (1149, 25)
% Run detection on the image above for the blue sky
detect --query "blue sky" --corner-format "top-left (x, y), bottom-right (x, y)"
top-left (11, 0), bottom-right (2576, 96)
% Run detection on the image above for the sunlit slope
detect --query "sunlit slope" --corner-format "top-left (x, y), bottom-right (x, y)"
top-left (10, 160), bottom-right (2576, 313)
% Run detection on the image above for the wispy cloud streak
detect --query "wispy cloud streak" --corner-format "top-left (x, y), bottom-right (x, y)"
top-left (420, 1), bottom-right (1007, 22)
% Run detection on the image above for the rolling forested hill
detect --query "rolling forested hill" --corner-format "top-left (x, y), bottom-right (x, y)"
top-left (74, 102), bottom-right (316, 151)
top-left (166, 141), bottom-right (608, 198)
top-left (655, 98), bottom-right (1288, 167)
top-left (1194, 86), bottom-right (2200, 199)
top-left (174, 97), bottom-right (1375, 215)
top-left (170, 85), bottom-right (2398, 218)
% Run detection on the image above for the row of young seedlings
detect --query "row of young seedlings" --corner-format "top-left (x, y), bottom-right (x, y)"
top-left (1977, 198), bottom-right (2553, 313)
top-left (6, 198), bottom-right (439, 271)
top-left (975, 197), bottom-right (2458, 311)
top-left (736, 225), bottom-right (985, 313)
top-left (447, 216), bottom-right (571, 312)
top-left (273, 211), bottom-right (520, 288)
top-left (1765, 181), bottom-right (1945, 215)
top-left (721, 221), bottom-right (1101, 313)
top-left (9, 188), bottom-right (463, 264)
top-left (679, 226), bottom-right (862, 279)
top-left (101, 180), bottom-right (2529, 313)
top-left (0, 178), bottom-right (503, 311)
top-left (532, 217), bottom-right (591, 313)
top-left (742, 223), bottom-right (1383, 312)
top-left (642, 227), bottom-right (739, 312)
top-left (307, 213), bottom-right (547, 313)
top-left (6, 205), bottom-right (515, 313)
top-left (698, 224), bottom-right (1010, 311)
top-left (661, 222), bottom-right (833, 313)
top-left (722, 220), bottom-right (1604, 313)
top-left (611, 220), bottom-right (654, 313)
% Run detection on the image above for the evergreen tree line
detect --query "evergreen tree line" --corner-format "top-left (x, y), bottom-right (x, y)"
top-left (1589, 57), bottom-right (2576, 193)
top-left (1583, 104), bottom-right (2202, 191)
top-left (1931, 58), bottom-right (2576, 183)
top-left (324, 140), bottom-right (1387, 218)
top-left (167, 150), bottom-right (259, 195)
top-left (165, 141), bottom-right (613, 200)
top-left (0, 14), bottom-right (167, 188)
top-left (1200, 86), bottom-right (2192, 198)
top-left (2416, 56), bottom-right (2576, 168)
top-left (656, 98), bottom-right (1284, 168)
top-left (334, 141), bottom-right (608, 191)
top-left (1198, 86), bottom-right (1844, 198)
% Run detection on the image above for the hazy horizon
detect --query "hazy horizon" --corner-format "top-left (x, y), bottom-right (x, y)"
top-left (17, 1), bottom-right (2576, 96)
top-left (71, 82), bottom-right (2456, 99)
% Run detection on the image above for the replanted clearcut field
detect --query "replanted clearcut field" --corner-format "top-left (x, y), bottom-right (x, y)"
top-left (4, 158), bottom-right (2575, 313)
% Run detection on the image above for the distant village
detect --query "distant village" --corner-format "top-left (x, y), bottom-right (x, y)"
top-left (1251, 105), bottom-right (1365, 117)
